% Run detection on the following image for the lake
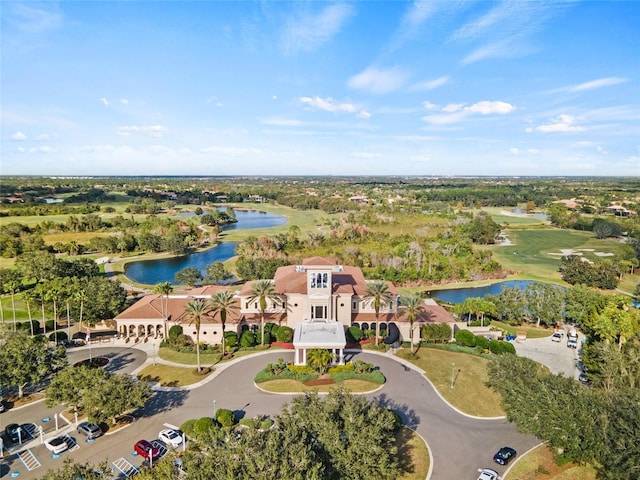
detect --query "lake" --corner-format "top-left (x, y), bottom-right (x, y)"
top-left (426, 280), bottom-right (533, 304)
top-left (124, 209), bottom-right (286, 285)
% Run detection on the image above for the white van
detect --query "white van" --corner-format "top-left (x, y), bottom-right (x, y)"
top-left (567, 330), bottom-right (579, 349)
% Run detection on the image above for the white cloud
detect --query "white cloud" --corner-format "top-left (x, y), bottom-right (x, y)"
top-left (347, 66), bottom-right (409, 94)
top-left (117, 125), bottom-right (168, 138)
top-left (465, 101), bottom-right (515, 115)
top-left (568, 77), bottom-right (628, 92)
top-left (11, 131), bottom-right (27, 141)
top-left (28, 146), bottom-right (53, 153)
top-left (120, 99), bottom-right (129, 105)
top-left (442, 103), bottom-right (464, 113)
top-left (35, 134), bottom-right (50, 141)
top-left (509, 148), bottom-right (520, 154)
top-left (410, 76), bottom-right (450, 91)
top-left (260, 117), bottom-right (305, 127)
top-left (422, 101), bottom-right (439, 111)
top-left (100, 97), bottom-right (109, 107)
top-left (528, 148), bottom-right (540, 154)
top-left (7, 3), bottom-right (62, 34)
top-left (357, 110), bottom-right (372, 119)
top-left (281, 3), bottom-right (354, 55)
top-left (299, 96), bottom-right (356, 114)
top-left (422, 100), bottom-right (516, 125)
top-left (527, 114), bottom-right (585, 133)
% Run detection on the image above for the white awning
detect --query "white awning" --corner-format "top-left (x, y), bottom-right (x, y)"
top-left (293, 321), bottom-right (346, 349)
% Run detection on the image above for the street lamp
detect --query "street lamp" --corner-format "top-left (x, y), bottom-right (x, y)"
top-left (450, 362), bottom-right (455, 389)
top-left (213, 400), bottom-right (217, 419)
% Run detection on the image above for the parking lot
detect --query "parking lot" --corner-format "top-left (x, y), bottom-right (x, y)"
top-left (512, 327), bottom-right (584, 380)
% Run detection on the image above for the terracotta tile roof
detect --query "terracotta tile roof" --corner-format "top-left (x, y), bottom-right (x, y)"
top-left (351, 312), bottom-right (396, 323)
top-left (302, 257), bottom-right (337, 266)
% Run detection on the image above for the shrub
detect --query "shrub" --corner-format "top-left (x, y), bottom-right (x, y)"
top-left (224, 331), bottom-right (238, 348)
top-left (455, 329), bottom-right (477, 347)
top-left (475, 335), bottom-right (489, 349)
top-left (275, 325), bottom-right (294, 343)
top-left (500, 341), bottom-right (516, 355)
top-left (352, 360), bottom-right (374, 374)
top-left (488, 339), bottom-right (502, 354)
top-left (346, 326), bottom-right (364, 343)
top-left (267, 358), bottom-right (288, 375)
top-left (193, 417), bottom-right (216, 439)
top-left (260, 418), bottom-right (273, 430)
top-left (180, 419), bottom-right (197, 438)
top-left (168, 325), bottom-right (183, 345)
top-left (45, 320), bottom-right (58, 331)
top-left (174, 334), bottom-right (193, 347)
top-left (215, 408), bottom-right (235, 427)
top-left (255, 329), bottom-right (271, 345)
top-left (330, 370), bottom-right (385, 384)
top-left (239, 330), bottom-right (256, 348)
top-left (49, 331), bottom-right (68, 342)
top-left (288, 364), bottom-right (315, 375)
top-left (264, 322), bottom-right (278, 335)
top-left (421, 323), bottom-right (452, 343)
top-left (328, 363), bottom-right (354, 375)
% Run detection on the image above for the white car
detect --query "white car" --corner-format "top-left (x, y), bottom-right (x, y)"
top-left (551, 331), bottom-right (563, 342)
top-left (159, 428), bottom-right (183, 448)
top-left (477, 468), bottom-right (500, 480)
top-left (45, 436), bottom-right (68, 454)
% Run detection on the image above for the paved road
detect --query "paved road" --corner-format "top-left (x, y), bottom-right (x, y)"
top-left (1, 347), bottom-right (539, 480)
top-left (513, 328), bottom-right (584, 380)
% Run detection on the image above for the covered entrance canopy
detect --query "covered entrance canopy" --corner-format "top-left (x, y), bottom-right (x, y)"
top-left (293, 320), bottom-right (347, 366)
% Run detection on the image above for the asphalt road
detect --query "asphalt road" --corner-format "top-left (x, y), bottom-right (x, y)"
top-left (1, 347), bottom-right (539, 480)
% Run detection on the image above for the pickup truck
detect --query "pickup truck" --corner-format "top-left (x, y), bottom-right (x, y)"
top-left (567, 330), bottom-right (579, 348)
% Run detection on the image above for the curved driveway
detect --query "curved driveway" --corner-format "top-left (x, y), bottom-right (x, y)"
top-left (3, 347), bottom-right (538, 480)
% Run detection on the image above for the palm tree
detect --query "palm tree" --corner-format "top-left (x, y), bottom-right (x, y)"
top-left (209, 290), bottom-right (238, 356)
top-left (364, 280), bottom-right (393, 346)
top-left (400, 293), bottom-right (425, 354)
top-left (3, 278), bottom-right (20, 332)
top-left (307, 348), bottom-right (333, 374)
top-left (184, 299), bottom-right (212, 373)
top-left (23, 289), bottom-right (36, 336)
top-left (74, 287), bottom-right (87, 331)
top-left (247, 279), bottom-right (280, 347)
top-left (153, 281), bottom-right (173, 338)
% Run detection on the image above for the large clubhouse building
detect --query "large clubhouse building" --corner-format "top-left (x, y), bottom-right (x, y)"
top-left (114, 257), bottom-right (455, 365)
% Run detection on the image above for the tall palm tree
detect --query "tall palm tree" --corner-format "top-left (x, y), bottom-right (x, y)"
top-left (3, 278), bottom-right (20, 332)
top-left (209, 290), bottom-right (238, 355)
top-left (23, 289), bottom-right (36, 336)
top-left (400, 293), bottom-right (425, 354)
top-left (74, 287), bottom-right (87, 331)
top-left (364, 280), bottom-right (393, 346)
top-left (247, 279), bottom-right (280, 347)
top-left (153, 281), bottom-right (173, 338)
top-left (184, 299), bottom-right (212, 373)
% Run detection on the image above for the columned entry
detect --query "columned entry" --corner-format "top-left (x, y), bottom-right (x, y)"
top-left (292, 320), bottom-right (347, 366)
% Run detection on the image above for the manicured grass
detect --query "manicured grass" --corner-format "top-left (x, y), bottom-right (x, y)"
top-left (256, 378), bottom-right (380, 393)
top-left (158, 346), bottom-right (273, 365)
top-left (471, 207), bottom-right (550, 227)
top-left (397, 347), bottom-right (505, 417)
top-left (491, 321), bottom-right (553, 339)
top-left (396, 427), bottom-right (430, 480)
top-left (505, 444), bottom-right (596, 480)
top-left (137, 364), bottom-right (214, 387)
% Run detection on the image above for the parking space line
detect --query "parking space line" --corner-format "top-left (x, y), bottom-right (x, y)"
top-left (152, 440), bottom-right (168, 457)
top-left (112, 457), bottom-right (139, 478)
top-left (18, 449), bottom-right (41, 471)
top-left (61, 434), bottom-right (80, 452)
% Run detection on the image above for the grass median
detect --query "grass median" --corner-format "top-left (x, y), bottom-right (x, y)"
top-left (398, 346), bottom-right (506, 417)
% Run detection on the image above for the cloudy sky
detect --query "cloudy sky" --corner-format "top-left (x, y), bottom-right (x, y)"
top-left (1, 1), bottom-right (638, 176)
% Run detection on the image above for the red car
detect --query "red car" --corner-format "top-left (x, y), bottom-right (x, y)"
top-left (134, 440), bottom-right (160, 461)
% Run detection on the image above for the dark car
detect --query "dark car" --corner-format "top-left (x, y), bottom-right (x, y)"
top-left (5, 423), bottom-right (22, 443)
top-left (134, 439), bottom-right (161, 461)
top-left (77, 422), bottom-right (103, 440)
top-left (493, 446), bottom-right (517, 465)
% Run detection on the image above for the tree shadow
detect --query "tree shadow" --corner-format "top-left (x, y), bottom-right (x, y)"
top-left (372, 392), bottom-right (421, 430)
top-left (141, 390), bottom-right (190, 418)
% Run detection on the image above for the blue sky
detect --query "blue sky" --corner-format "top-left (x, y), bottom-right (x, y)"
top-left (1, 1), bottom-right (639, 177)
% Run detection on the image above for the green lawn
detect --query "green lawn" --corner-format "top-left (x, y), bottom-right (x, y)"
top-left (257, 378), bottom-right (380, 393)
top-left (137, 364), bottom-right (214, 387)
top-left (397, 347), bottom-right (505, 417)
top-left (491, 321), bottom-right (553, 339)
top-left (470, 207), bottom-right (551, 227)
top-left (505, 444), bottom-right (596, 480)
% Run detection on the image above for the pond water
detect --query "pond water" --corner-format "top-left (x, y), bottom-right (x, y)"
top-left (124, 209), bottom-right (286, 285)
top-left (427, 280), bottom-right (533, 304)
top-left (511, 209), bottom-right (549, 220)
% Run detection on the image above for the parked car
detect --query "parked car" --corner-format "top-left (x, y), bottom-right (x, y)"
top-left (159, 428), bottom-right (183, 448)
top-left (493, 446), bottom-right (517, 465)
top-left (134, 439), bottom-right (161, 461)
top-left (567, 329), bottom-right (579, 349)
top-left (5, 423), bottom-right (22, 443)
top-left (0, 401), bottom-right (5, 413)
top-left (45, 436), bottom-right (69, 454)
top-left (551, 331), bottom-right (563, 342)
top-left (578, 372), bottom-right (590, 384)
top-left (77, 422), bottom-right (103, 440)
top-left (477, 468), bottom-right (500, 480)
